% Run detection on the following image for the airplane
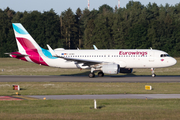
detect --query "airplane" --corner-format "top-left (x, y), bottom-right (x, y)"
top-left (5, 23), bottom-right (177, 78)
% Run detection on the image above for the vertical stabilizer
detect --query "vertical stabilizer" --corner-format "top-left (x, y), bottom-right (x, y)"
top-left (12, 23), bottom-right (41, 52)
top-left (11, 23), bottom-right (49, 66)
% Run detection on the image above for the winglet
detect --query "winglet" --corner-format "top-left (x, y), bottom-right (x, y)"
top-left (47, 44), bottom-right (57, 56)
top-left (93, 45), bottom-right (98, 50)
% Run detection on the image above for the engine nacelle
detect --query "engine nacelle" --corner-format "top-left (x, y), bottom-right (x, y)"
top-left (102, 64), bottom-right (120, 74)
top-left (120, 68), bottom-right (133, 73)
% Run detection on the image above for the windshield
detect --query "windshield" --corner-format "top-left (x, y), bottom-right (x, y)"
top-left (160, 54), bottom-right (170, 57)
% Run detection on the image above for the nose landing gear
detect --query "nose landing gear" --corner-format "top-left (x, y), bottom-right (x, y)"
top-left (151, 68), bottom-right (156, 77)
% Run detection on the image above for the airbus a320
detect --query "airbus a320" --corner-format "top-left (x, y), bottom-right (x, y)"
top-left (6, 23), bottom-right (177, 78)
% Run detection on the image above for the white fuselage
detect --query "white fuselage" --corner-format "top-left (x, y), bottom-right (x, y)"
top-left (38, 49), bottom-right (177, 69)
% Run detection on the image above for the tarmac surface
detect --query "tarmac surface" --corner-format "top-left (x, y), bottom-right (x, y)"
top-left (0, 75), bottom-right (180, 82)
top-left (1, 75), bottom-right (180, 100)
top-left (28, 94), bottom-right (180, 100)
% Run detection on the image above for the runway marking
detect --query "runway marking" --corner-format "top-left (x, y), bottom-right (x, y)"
top-left (0, 96), bottom-right (22, 101)
top-left (13, 95), bottom-right (38, 100)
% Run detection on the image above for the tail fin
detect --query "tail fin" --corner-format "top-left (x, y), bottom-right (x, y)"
top-left (12, 23), bottom-right (49, 66)
top-left (12, 23), bottom-right (41, 52)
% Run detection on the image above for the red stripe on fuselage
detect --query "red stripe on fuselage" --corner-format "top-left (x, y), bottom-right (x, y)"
top-left (26, 49), bottom-right (48, 66)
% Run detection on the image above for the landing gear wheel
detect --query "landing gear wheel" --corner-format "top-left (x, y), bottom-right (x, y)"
top-left (152, 73), bottom-right (156, 77)
top-left (98, 72), bottom-right (104, 77)
top-left (151, 68), bottom-right (156, 77)
top-left (89, 73), bottom-right (95, 78)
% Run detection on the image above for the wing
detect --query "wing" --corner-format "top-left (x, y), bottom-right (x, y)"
top-left (47, 44), bottom-right (105, 66)
top-left (59, 57), bottom-right (103, 66)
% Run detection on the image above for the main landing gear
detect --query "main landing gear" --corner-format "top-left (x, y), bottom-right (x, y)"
top-left (151, 68), bottom-right (156, 77)
top-left (98, 71), bottom-right (104, 77)
top-left (89, 72), bottom-right (95, 78)
top-left (89, 71), bottom-right (104, 78)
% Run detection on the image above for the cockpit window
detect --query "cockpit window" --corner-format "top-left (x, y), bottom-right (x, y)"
top-left (160, 54), bottom-right (170, 57)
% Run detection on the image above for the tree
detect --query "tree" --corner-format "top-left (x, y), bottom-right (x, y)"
top-left (75, 8), bottom-right (83, 49)
top-left (0, 8), bottom-right (16, 57)
top-left (82, 9), bottom-right (98, 49)
top-left (92, 13), bottom-right (113, 49)
top-left (99, 4), bottom-right (113, 14)
top-left (60, 8), bottom-right (76, 49)
top-left (1, 1), bottom-right (180, 57)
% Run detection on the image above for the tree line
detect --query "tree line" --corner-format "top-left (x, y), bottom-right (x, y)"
top-left (0, 1), bottom-right (180, 57)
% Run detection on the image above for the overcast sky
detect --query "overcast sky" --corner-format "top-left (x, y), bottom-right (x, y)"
top-left (1, 0), bottom-right (180, 15)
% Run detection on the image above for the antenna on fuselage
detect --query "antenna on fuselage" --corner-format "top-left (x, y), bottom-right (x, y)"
top-left (93, 45), bottom-right (98, 50)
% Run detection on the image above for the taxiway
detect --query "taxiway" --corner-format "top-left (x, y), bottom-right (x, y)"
top-left (0, 75), bottom-right (180, 82)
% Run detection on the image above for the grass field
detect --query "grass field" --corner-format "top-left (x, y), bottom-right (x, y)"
top-left (0, 99), bottom-right (180, 120)
top-left (0, 58), bottom-right (180, 76)
top-left (1, 82), bottom-right (180, 95)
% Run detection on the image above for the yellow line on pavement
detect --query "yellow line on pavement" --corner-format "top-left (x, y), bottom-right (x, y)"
top-left (12, 95), bottom-right (38, 100)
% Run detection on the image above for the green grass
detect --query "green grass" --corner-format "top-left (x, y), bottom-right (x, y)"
top-left (0, 58), bottom-right (85, 76)
top-left (0, 99), bottom-right (180, 120)
top-left (0, 58), bottom-right (180, 76)
top-left (1, 82), bottom-right (180, 95)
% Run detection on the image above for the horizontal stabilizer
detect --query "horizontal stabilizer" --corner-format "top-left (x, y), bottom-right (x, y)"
top-left (4, 53), bottom-right (29, 57)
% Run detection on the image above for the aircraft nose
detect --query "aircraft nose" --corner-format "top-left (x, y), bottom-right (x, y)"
top-left (171, 58), bottom-right (177, 66)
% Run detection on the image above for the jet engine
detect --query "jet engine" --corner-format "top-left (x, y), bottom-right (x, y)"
top-left (102, 64), bottom-right (120, 74)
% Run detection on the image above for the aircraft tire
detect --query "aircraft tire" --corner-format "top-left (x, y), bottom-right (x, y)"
top-left (89, 73), bottom-right (95, 78)
top-left (152, 73), bottom-right (156, 77)
top-left (98, 72), bottom-right (104, 77)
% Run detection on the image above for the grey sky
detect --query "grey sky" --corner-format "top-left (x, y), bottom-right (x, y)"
top-left (0, 0), bottom-right (180, 15)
